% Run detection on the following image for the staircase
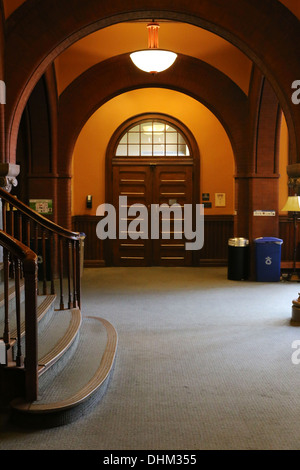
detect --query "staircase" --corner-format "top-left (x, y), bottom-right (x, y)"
top-left (0, 189), bottom-right (117, 428)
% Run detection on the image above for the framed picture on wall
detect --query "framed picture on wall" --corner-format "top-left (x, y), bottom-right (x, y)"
top-left (215, 193), bottom-right (226, 207)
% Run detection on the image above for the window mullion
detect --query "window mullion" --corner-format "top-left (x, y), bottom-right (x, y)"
top-left (115, 119), bottom-right (189, 158)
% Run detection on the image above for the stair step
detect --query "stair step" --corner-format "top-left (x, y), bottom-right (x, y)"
top-left (0, 280), bottom-right (24, 308)
top-left (0, 294), bottom-right (56, 342)
top-left (9, 316), bottom-right (118, 428)
top-left (38, 307), bottom-right (82, 375)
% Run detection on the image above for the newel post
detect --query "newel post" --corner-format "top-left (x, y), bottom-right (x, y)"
top-left (23, 253), bottom-right (38, 402)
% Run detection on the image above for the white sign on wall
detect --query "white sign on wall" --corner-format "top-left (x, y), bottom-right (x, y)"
top-left (253, 210), bottom-right (276, 216)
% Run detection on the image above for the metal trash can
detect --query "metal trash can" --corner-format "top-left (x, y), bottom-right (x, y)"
top-left (227, 238), bottom-right (249, 280)
top-left (254, 237), bottom-right (283, 282)
top-left (79, 232), bottom-right (86, 277)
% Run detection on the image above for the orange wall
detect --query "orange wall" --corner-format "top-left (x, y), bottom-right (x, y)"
top-left (72, 88), bottom-right (235, 216)
top-left (72, 89), bottom-right (290, 219)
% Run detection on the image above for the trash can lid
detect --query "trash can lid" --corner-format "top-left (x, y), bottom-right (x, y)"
top-left (228, 237), bottom-right (249, 247)
top-left (254, 237), bottom-right (283, 244)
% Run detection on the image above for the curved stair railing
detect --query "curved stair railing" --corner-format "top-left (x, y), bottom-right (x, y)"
top-left (0, 231), bottom-right (38, 402)
top-left (0, 187), bottom-right (81, 402)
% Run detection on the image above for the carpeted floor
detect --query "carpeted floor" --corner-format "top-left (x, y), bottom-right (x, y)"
top-left (1, 266), bottom-right (300, 450)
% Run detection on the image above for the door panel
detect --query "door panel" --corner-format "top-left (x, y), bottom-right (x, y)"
top-left (153, 165), bottom-right (193, 266)
top-left (112, 163), bottom-right (194, 266)
top-left (112, 165), bottom-right (152, 266)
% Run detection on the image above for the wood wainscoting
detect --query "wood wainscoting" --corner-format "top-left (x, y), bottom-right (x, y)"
top-left (199, 215), bottom-right (234, 266)
top-left (72, 214), bottom-right (299, 269)
top-left (72, 214), bottom-right (234, 267)
top-left (72, 215), bottom-right (106, 267)
top-left (279, 215), bottom-right (300, 270)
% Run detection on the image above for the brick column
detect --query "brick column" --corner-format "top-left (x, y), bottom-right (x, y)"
top-left (235, 174), bottom-right (279, 240)
top-left (56, 175), bottom-right (72, 231)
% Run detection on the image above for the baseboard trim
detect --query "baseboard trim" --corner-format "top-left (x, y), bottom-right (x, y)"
top-left (199, 259), bottom-right (228, 267)
top-left (84, 260), bottom-right (106, 268)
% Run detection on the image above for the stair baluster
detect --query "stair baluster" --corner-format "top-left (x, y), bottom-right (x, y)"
top-left (14, 257), bottom-right (23, 367)
top-left (34, 223), bottom-right (39, 295)
top-left (2, 199), bottom-right (6, 232)
top-left (59, 236), bottom-right (64, 310)
top-left (49, 233), bottom-right (55, 295)
top-left (42, 229), bottom-right (47, 295)
top-left (76, 239), bottom-right (81, 309)
top-left (8, 203), bottom-right (14, 237)
top-left (25, 218), bottom-right (30, 247)
top-left (67, 240), bottom-right (72, 309)
top-left (23, 248), bottom-right (38, 402)
top-left (3, 248), bottom-right (10, 347)
top-left (72, 240), bottom-right (77, 308)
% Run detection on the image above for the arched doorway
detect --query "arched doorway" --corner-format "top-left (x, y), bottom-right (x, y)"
top-left (106, 113), bottom-right (200, 266)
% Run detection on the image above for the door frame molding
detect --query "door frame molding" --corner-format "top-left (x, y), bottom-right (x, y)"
top-left (105, 112), bottom-right (200, 266)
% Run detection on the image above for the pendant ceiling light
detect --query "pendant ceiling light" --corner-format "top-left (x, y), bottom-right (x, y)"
top-left (130, 22), bottom-right (177, 74)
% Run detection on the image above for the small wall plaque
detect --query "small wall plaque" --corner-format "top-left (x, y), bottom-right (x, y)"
top-left (253, 210), bottom-right (276, 216)
top-left (29, 199), bottom-right (53, 215)
top-left (215, 193), bottom-right (226, 207)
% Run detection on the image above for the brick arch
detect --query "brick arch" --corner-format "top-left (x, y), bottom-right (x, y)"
top-left (5, 0), bottom-right (300, 164)
top-left (58, 53), bottom-right (248, 175)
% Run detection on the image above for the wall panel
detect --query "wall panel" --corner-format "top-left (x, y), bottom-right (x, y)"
top-left (72, 215), bottom-right (105, 267)
top-left (73, 214), bottom-right (299, 269)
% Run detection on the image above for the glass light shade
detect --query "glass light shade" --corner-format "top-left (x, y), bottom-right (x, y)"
top-left (130, 49), bottom-right (177, 74)
top-left (282, 196), bottom-right (300, 211)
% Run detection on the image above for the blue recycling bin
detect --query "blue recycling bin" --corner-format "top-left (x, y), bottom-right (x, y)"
top-left (254, 237), bottom-right (283, 282)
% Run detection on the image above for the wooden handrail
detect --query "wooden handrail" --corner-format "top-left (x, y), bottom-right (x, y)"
top-left (0, 230), bottom-right (38, 262)
top-left (0, 186), bottom-right (82, 307)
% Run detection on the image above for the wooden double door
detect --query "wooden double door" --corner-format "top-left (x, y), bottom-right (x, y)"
top-left (111, 161), bottom-right (195, 266)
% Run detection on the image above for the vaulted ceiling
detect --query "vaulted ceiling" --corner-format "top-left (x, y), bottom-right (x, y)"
top-left (3, 0), bottom-right (300, 172)
top-left (2, 0), bottom-right (299, 235)
top-left (3, 0), bottom-right (300, 98)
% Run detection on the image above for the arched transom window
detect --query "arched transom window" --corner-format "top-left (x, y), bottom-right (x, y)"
top-left (116, 119), bottom-right (190, 157)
